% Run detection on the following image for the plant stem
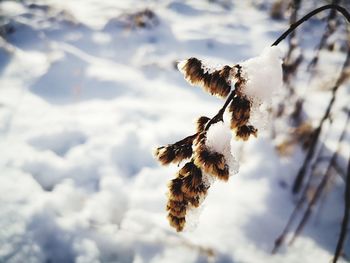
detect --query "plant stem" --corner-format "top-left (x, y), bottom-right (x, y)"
top-left (204, 64), bottom-right (243, 132)
top-left (307, 0), bottom-right (341, 72)
top-left (292, 50), bottom-right (350, 194)
top-left (204, 90), bottom-right (235, 131)
top-left (333, 153), bottom-right (350, 262)
top-left (288, 111), bottom-right (350, 247)
top-left (272, 4), bottom-right (350, 47)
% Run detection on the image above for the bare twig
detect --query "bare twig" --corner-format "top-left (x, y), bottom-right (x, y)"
top-left (289, 110), bottom-right (350, 246)
top-left (292, 50), bottom-right (350, 194)
top-left (272, 4), bottom-right (350, 47)
top-left (273, 102), bottom-right (350, 255)
top-left (284, 0), bottom-right (302, 63)
top-left (333, 153), bottom-right (350, 262)
top-left (271, 168), bottom-right (314, 253)
top-left (272, 138), bottom-right (328, 254)
top-left (282, 0), bottom-right (303, 91)
top-left (308, 0), bottom-right (341, 72)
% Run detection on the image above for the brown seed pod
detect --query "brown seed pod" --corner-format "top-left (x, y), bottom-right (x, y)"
top-left (196, 116), bottom-right (211, 132)
top-left (166, 161), bottom-right (212, 231)
top-left (167, 199), bottom-right (188, 211)
top-left (167, 214), bottom-right (186, 232)
top-left (154, 134), bottom-right (196, 165)
top-left (187, 196), bottom-right (201, 208)
top-left (166, 199), bottom-right (188, 218)
top-left (232, 64), bottom-right (246, 95)
top-left (178, 57), bottom-right (234, 98)
top-left (180, 163), bottom-right (208, 197)
top-left (193, 134), bottom-right (229, 180)
top-left (236, 125), bottom-right (258, 141)
top-left (178, 162), bottom-right (198, 177)
top-left (154, 146), bottom-right (176, 165)
top-left (168, 177), bottom-right (185, 202)
top-left (212, 164), bottom-right (230, 181)
top-left (229, 95), bottom-right (251, 129)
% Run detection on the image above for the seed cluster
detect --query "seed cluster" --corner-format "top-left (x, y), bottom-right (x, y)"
top-left (155, 57), bottom-right (260, 231)
top-left (155, 134), bottom-right (196, 166)
top-left (166, 161), bottom-right (208, 231)
top-left (178, 57), bottom-right (236, 98)
top-left (229, 65), bottom-right (258, 141)
top-left (193, 131), bottom-right (230, 181)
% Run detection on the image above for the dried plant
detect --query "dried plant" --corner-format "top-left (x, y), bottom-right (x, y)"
top-left (155, 57), bottom-right (263, 231)
top-left (154, 4), bottom-right (350, 263)
top-left (154, 42), bottom-right (289, 230)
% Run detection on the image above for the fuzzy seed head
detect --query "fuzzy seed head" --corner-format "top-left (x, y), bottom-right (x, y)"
top-left (236, 125), bottom-right (258, 141)
top-left (178, 58), bottom-right (234, 98)
top-left (196, 116), bottom-right (211, 132)
top-left (229, 95), bottom-right (252, 129)
top-left (166, 161), bottom-right (211, 232)
top-left (154, 135), bottom-right (196, 165)
top-left (194, 134), bottom-right (230, 181)
top-left (167, 214), bottom-right (186, 232)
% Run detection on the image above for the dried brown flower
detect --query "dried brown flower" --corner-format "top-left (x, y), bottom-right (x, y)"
top-left (187, 196), bottom-right (202, 208)
top-left (196, 116), bottom-right (211, 132)
top-left (154, 134), bottom-right (196, 165)
top-left (167, 177), bottom-right (189, 232)
top-left (232, 64), bottom-right (246, 94)
top-left (236, 125), bottom-right (258, 141)
top-left (165, 161), bottom-right (210, 232)
top-left (157, 56), bottom-right (261, 232)
top-left (168, 177), bottom-right (185, 202)
top-left (178, 58), bottom-right (235, 98)
top-left (167, 214), bottom-right (186, 232)
top-left (180, 162), bottom-right (208, 197)
top-left (229, 95), bottom-right (251, 128)
top-left (166, 199), bottom-right (187, 218)
top-left (193, 132), bottom-right (230, 181)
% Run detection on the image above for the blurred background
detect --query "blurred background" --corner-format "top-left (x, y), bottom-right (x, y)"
top-left (0, 0), bottom-right (349, 262)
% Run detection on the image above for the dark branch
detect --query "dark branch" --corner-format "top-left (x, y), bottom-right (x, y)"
top-left (333, 152), bottom-right (350, 262)
top-left (204, 65), bottom-right (243, 131)
top-left (289, 111), bottom-right (350, 247)
top-left (204, 90), bottom-right (235, 131)
top-left (307, 0), bottom-right (341, 72)
top-left (292, 50), bottom-right (350, 194)
top-left (272, 4), bottom-right (350, 47)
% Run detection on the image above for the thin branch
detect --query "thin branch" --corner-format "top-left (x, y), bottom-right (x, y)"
top-left (333, 150), bottom-right (350, 263)
top-left (271, 170), bottom-right (313, 254)
top-left (308, 0), bottom-right (341, 72)
top-left (272, 4), bottom-right (350, 47)
top-left (289, 166), bottom-right (334, 245)
top-left (204, 65), bottom-right (243, 131)
top-left (283, 0), bottom-right (303, 87)
top-left (285, 0), bottom-right (302, 61)
top-left (289, 110), bottom-right (350, 246)
top-left (272, 138), bottom-right (328, 254)
top-left (292, 50), bottom-right (350, 194)
top-left (288, 0), bottom-right (302, 41)
top-left (273, 105), bottom-right (350, 254)
top-left (204, 90), bottom-right (235, 131)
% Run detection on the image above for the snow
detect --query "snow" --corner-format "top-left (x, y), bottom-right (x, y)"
top-left (0, 0), bottom-right (349, 263)
top-left (206, 121), bottom-right (239, 175)
top-left (241, 46), bottom-right (283, 103)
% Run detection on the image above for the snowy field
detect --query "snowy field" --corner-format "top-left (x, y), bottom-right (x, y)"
top-left (0, 0), bottom-right (349, 262)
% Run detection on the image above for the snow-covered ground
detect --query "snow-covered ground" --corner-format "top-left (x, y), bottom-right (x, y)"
top-left (0, 1), bottom-right (349, 262)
